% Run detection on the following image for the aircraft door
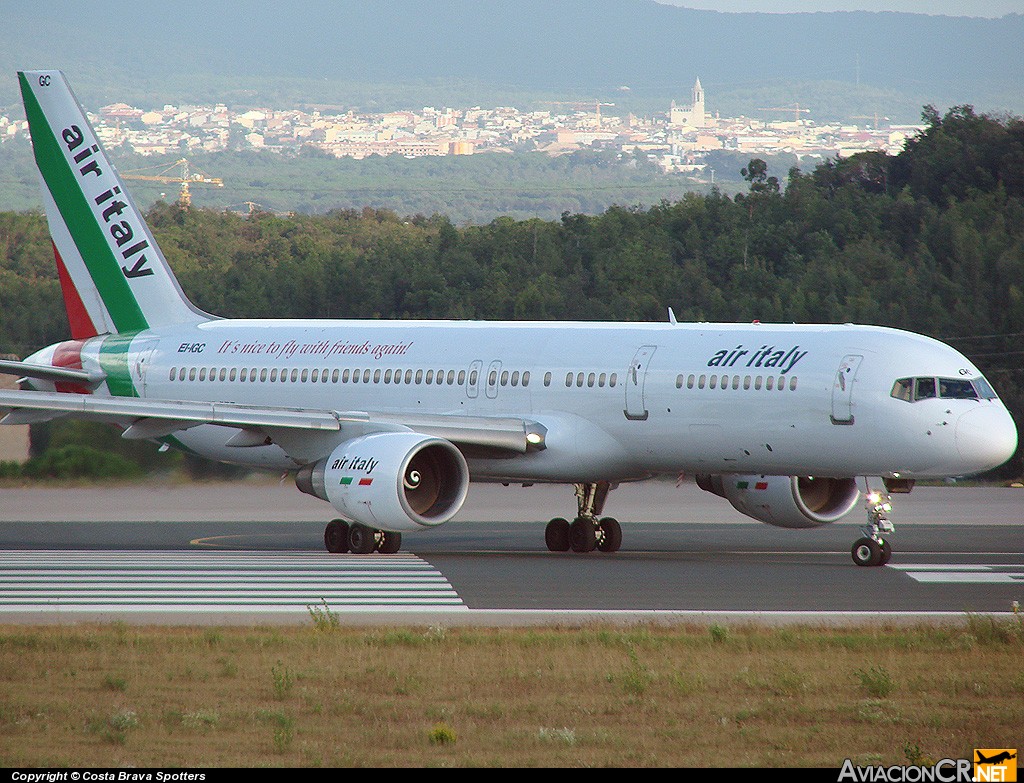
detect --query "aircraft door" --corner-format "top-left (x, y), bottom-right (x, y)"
top-left (831, 354), bottom-right (863, 425)
top-left (624, 345), bottom-right (657, 421)
top-left (466, 359), bottom-right (483, 399)
top-left (133, 337), bottom-right (160, 397)
top-left (485, 360), bottom-right (502, 399)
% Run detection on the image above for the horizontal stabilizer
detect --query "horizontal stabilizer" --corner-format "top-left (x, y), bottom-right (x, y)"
top-left (0, 359), bottom-right (105, 388)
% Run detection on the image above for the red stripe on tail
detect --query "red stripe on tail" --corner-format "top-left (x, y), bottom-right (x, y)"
top-left (53, 241), bottom-right (99, 340)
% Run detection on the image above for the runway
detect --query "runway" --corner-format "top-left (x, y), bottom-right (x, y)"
top-left (0, 481), bottom-right (1021, 624)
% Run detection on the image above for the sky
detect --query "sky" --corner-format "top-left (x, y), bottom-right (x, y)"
top-left (654, 0), bottom-right (1024, 16)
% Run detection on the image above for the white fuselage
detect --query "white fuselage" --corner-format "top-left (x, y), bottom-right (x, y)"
top-left (35, 319), bottom-right (1018, 483)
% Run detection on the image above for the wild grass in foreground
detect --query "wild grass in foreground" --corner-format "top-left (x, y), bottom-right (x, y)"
top-left (0, 619), bottom-right (1022, 767)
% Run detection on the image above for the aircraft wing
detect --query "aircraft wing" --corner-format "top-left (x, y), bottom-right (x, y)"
top-left (0, 389), bottom-right (545, 453)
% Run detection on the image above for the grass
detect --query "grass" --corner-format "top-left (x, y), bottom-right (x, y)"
top-left (0, 622), bottom-right (1021, 767)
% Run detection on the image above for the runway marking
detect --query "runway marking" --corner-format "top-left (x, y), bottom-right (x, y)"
top-left (888, 563), bottom-right (1024, 583)
top-left (0, 550), bottom-right (467, 613)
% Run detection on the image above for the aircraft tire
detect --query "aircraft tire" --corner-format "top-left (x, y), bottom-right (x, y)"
top-left (377, 530), bottom-right (402, 554)
top-left (851, 537), bottom-right (883, 567)
top-left (545, 518), bottom-right (571, 552)
top-left (324, 519), bottom-right (350, 554)
top-left (349, 523), bottom-right (377, 554)
top-left (597, 517), bottom-right (622, 553)
top-left (569, 516), bottom-right (597, 553)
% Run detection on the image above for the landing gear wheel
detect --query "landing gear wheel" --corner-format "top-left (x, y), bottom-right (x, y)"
top-left (349, 523), bottom-right (377, 554)
top-left (851, 536), bottom-right (883, 567)
top-left (545, 518), bottom-right (571, 552)
top-left (377, 530), bottom-right (402, 554)
top-left (597, 517), bottom-right (622, 553)
top-left (879, 539), bottom-right (892, 566)
top-left (324, 519), bottom-right (350, 553)
top-left (569, 516), bottom-right (597, 553)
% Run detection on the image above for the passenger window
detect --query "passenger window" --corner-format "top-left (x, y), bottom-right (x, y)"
top-left (416, 370), bottom-right (423, 384)
top-left (915, 377), bottom-right (936, 400)
top-left (587, 372), bottom-right (595, 388)
top-left (576, 372), bottom-right (584, 387)
top-left (311, 369), bottom-right (319, 383)
top-left (544, 372), bottom-right (551, 387)
top-left (169, 367), bottom-right (176, 381)
top-left (362, 370), bottom-right (371, 383)
top-left (291, 369), bottom-right (299, 382)
top-left (522, 371), bottom-right (530, 387)
top-left (260, 368), bottom-right (268, 382)
top-left (610, 373), bottom-right (617, 387)
top-left (732, 375), bottom-right (740, 390)
top-left (189, 368), bottom-right (197, 381)
top-left (239, 368), bottom-right (247, 382)
top-left (676, 374), bottom-right (683, 389)
top-left (720, 374), bottom-right (728, 389)
top-left (374, 369), bottom-right (381, 384)
top-left (467, 370), bottom-right (476, 386)
top-left (766, 376), bottom-right (774, 390)
top-left (270, 369), bottom-right (277, 382)
top-left (754, 375), bottom-right (762, 390)
top-left (687, 374), bottom-right (694, 389)
top-left (300, 369), bottom-right (308, 383)
top-left (565, 372), bottom-right (573, 387)
top-left (709, 375), bottom-right (717, 389)
top-left (198, 368), bottom-right (206, 381)
top-left (342, 369), bottom-right (350, 383)
top-left (384, 369), bottom-right (393, 383)
top-left (458, 370), bottom-right (466, 385)
top-left (405, 370), bottom-right (413, 384)
top-left (743, 375), bottom-right (751, 390)
top-left (332, 369), bottom-right (339, 383)
top-left (599, 372), bottom-right (607, 388)
top-left (511, 371), bottom-right (519, 387)
top-left (488, 370), bottom-right (496, 386)
top-left (447, 370), bottom-right (456, 385)
top-left (698, 374), bottom-right (706, 389)
top-left (777, 376), bottom-right (785, 391)
top-left (789, 376), bottom-right (798, 391)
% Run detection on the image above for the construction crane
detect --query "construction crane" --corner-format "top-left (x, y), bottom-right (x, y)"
top-left (851, 113), bottom-right (890, 130)
top-left (756, 104), bottom-right (811, 122)
top-left (122, 158), bottom-right (224, 208)
top-left (540, 100), bottom-right (616, 129)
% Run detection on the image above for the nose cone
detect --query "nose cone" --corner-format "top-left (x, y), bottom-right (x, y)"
top-left (955, 405), bottom-right (1018, 473)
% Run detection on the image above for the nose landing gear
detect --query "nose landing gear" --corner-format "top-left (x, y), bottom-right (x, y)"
top-left (851, 490), bottom-right (895, 567)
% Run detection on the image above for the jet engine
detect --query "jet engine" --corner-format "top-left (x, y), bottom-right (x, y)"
top-left (296, 432), bottom-right (470, 532)
top-left (695, 474), bottom-right (860, 529)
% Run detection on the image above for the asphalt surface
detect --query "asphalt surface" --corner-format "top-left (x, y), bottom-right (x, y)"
top-left (0, 481), bottom-right (1021, 624)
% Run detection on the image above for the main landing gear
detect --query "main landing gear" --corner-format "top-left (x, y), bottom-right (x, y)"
top-left (324, 519), bottom-right (402, 554)
top-left (545, 481), bottom-right (622, 553)
top-left (851, 490), bottom-right (895, 567)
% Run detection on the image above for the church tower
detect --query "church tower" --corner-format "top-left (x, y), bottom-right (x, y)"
top-left (691, 78), bottom-right (706, 128)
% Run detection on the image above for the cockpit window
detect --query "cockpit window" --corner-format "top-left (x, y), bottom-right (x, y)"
top-left (890, 378), bottom-right (913, 402)
top-left (915, 377), bottom-right (936, 400)
top-left (938, 378), bottom-right (978, 400)
top-left (892, 375), bottom-right (998, 402)
top-left (973, 376), bottom-right (998, 400)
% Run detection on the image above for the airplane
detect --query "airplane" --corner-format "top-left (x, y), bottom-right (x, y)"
top-left (976, 752), bottom-right (1016, 765)
top-left (0, 70), bottom-right (1017, 566)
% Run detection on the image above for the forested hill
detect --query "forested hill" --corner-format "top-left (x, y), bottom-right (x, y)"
top-left (1, 106), bottom-right (1022, 475)
top-left (2, 1), bottom-right (1022, 120)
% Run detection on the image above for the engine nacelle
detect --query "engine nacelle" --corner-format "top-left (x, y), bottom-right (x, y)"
top-left (296, 433), bottom-right (469, 532)
top-left (695, 474), bottom-right (860, 529)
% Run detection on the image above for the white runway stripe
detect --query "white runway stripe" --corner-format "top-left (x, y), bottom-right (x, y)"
top-left (0, 550), bottom-right (466, 613)
top-left (888, 563), bottom-right (1024, 583)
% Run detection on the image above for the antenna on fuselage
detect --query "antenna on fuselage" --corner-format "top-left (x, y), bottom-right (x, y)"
top-left (667, 307), bottom-right (678, 325)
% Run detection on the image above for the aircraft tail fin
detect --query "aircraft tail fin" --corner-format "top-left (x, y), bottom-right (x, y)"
top-left (18, 70), bottom-right (210, 336)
